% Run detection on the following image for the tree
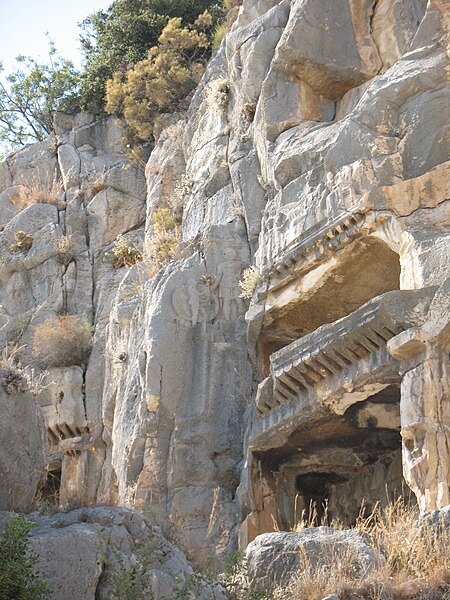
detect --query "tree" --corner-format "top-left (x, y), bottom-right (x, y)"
top-left (79, 0), bottom-right (224, 112)
top-left (0, 41), bottom-right (79, 157)
top-left (105, 15), bottom-right (210, 143)
top-left (0, 515), bottom-right (50, 600)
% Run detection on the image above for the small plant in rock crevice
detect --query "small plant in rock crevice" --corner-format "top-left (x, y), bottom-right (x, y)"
top-left (87, 174), bottom-right (108, 199)
top-left (206, 78), bottom-right (229, 111)
top-left (147, 207), bottom-right (180, 269)
top-left (54, 233), bottom-right (75, 265)
top-left (0, 344), bottom-right (26, 394)
top-left (240, 101), bottom-right (256, 124)
top-left (11, 175), bottom-right (65, 210)
top-left (9, 230), bottom-right (33, 253)
top-left (167, 174), bottom-right (194, 224)
top-left (238, 266), bottom-right (259, 299)
top-left (111, 235), bottom-right (143, 269)
top-left (0, 344), bottom-right (48, 395)
top-left (32, 314), bottom-right (93, 369)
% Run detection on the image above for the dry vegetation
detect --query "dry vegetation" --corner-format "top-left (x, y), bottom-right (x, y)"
top-left (32, 315), bottom-right (93, 368)
top-left (87, 175), bottom-right (108, 199)
top-left (11, 175), bottom-right (65, 210)
top-left (240, 101), bottom-right (256, 123)
top-left (273, 500), bottom-right (450, 600)
top-left (0, 344), bottom-right (47, 395)
top-left (238, 266), bottom-right (259, 299)
top-left (206, 78), bottom-right (229, 111)
top-left (54, 234), bottom-right (75, 265)
top-left (111, 235), bottom-right (143, 269)
top-left (9, 231), bottom-right (33, 253)
top-left (105, 16), bottom-right (211, 143)
top-left (167, 174), bottom-right (193, 224)
top-left (147, 207), bottom-right (180, 269)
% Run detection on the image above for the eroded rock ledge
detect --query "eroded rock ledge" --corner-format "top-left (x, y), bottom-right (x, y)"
top-left (0, 0), bottom-right (448, 573)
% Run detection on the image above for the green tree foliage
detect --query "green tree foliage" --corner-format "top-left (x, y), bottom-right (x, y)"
top-left (0, 41), bottom-right (79, 157)
top-left (105, 15), bottom-right (212, 143)
top-left (0, 515), bottom-right (50, 600)
top-left (79, 0), bottom-right (224, 112)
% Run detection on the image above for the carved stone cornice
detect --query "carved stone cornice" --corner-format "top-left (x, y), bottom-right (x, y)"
top-left (257, 210), bottom-right (387, 300)
top-left (251, 288), bottom-right (436, 449)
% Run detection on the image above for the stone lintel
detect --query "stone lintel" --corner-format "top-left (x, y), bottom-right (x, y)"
top-left (251, 288), bottom-right (436, 449)
top-left (257, 211), bottom-right (376, 301)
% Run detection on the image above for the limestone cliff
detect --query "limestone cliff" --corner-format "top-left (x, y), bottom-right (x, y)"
top-left (0, 0), bottom-right (449, 572)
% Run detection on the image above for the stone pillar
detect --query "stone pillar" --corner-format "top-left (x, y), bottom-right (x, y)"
top-left (389, 281), bottom-right (450, 512)
top-left (400, 344), bottom-right (450, 511)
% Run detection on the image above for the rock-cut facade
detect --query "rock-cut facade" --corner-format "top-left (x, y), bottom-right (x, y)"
top-left (0, 0), bottom-right (449, 566)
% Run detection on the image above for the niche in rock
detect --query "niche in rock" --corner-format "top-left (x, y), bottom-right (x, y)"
top-left (36, 461), bottom-right (62, 509)
top-left (253, 385), bottom-right (414, 530)
top-left (259, 237), bottom-right (401, 376)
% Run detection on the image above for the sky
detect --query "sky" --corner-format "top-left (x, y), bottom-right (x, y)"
top-left (0, 0), bottom-right (113, 72)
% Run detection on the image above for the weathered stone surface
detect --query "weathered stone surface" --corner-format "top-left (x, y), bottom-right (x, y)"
top-left (0, 379), bottom-right (47, 511)
top-left (246, 529), bottom-right (382, 590)
top-left (0, 0), bottom-right (448, 571)
top-left (0, 507), bottom-right (226, 600)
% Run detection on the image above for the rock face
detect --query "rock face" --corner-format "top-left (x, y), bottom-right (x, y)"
top-left (0, 0), bottom-right (449, 569)
top-left (0, 369), bottom-right (47, 511)
top-left (0, 507), bottom-right (225, 600)
top-left (246, 528), bottom-right (382, 590)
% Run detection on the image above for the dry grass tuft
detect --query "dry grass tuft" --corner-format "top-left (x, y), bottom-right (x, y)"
top-left (240, 101), bottom-right (256, 123)
top-left (32, 315), bottom-right (93, 368)
top-left (54, 234), bottom-right (75, 265)
top-left (147, 207), bottom-right (180, 269)
top-left (111, 235), bottom-right (143, 269)
top-left (0, 344), bottom-right (24, 394)
top-left (0, 344), bottom-right (48, 395)
top-left (238, 266), bottom-right (259, 299)
top-left (273, 499), bottom-right (450, 600)
top-left (11, 175), bottom-right (65, 210)
top-left (9, 231), bottom-right (33, 253)
top-left (206, 78), bottom-right (229, 111)
top-left (87, 174), bottom-right (108, 199)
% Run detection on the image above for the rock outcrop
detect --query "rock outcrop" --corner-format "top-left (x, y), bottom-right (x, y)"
top-left (0, 507), bottom-right (225, 599)
top-left (246, 528), bottom-right (382, 590)
top-left (0, 0), bottom-right (448, 573)
top-left (0, 369), bottom-right (47, 511)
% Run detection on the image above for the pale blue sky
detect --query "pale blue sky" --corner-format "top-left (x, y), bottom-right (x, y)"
top-left (0, 0), bottom-right (113, 72)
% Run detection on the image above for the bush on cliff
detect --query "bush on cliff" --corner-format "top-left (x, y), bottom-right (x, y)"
top-left (32, 315), bottom-right (93, 368)
top-left (79, 0), bottom-right (223, 113)
top-left (0, 515), bottom-right (49, 600)
top-left (104, 14), bottom-right (212, 144)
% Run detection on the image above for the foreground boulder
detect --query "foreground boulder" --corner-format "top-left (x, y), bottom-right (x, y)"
top-left (0, 507), bottom-right (226, 600)
top-left (246, 528), bottom-right (382, 591)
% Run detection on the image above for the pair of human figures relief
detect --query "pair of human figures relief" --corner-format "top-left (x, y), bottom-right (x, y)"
top-left (172, 248), bottom-right (245, 326)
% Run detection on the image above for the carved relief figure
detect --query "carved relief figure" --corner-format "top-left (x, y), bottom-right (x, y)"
top-left (172, 277), bottom-right (219, 326)
top-left (212, 248), bottom-right (245, 321)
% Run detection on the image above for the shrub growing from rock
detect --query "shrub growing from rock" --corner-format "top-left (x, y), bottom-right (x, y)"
top-left (105, 16), bottom-right (210, 144)
top-left (32, 315), bottom-right (93, 368)
top-left (111, 235), bottom-right (143, 269)
top-left (9, 231), bottom-right (33, 253)
top-left (238, 266), bottom-right (259, 299)
top-left (0, 515), bottom-right (49, 599)
top-left (147, 207), bottom-right (180, 270)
